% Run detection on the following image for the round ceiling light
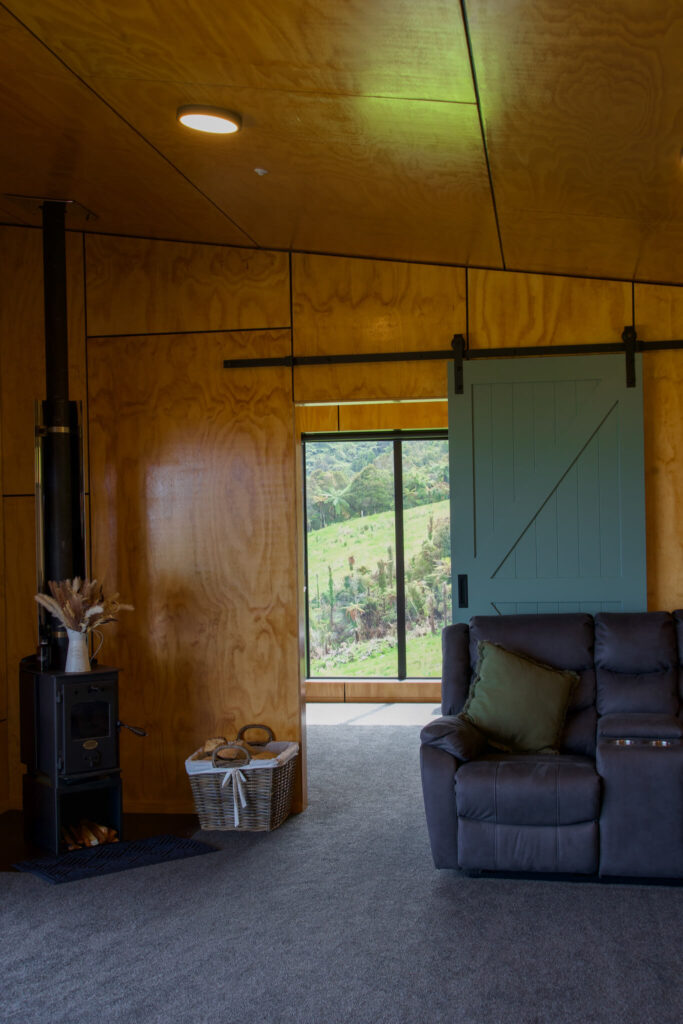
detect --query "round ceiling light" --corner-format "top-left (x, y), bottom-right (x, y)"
top-left (176, 105), bottom-right (242, 134)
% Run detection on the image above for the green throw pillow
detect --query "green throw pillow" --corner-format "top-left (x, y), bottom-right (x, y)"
top-left (462, 641), bottom-right (578, 753)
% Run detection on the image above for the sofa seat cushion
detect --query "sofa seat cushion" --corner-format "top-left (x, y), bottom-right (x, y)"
top-left (455, 755), bottom-right (600, 827)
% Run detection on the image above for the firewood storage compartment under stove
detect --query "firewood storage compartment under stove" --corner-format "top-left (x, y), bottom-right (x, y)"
top-left (20, 657), bottom-right (123, 853)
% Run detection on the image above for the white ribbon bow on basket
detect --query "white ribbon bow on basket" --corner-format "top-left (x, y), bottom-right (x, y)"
top-left (221, 766), bottom-right (248, 827)
top-left (212, 744), bottom-right (251, 827)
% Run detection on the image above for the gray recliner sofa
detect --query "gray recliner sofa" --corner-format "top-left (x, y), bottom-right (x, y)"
top-left (420, 611), bottom-right (683, 878)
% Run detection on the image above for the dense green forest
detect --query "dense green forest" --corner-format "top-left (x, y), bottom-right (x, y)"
top-left (305, 438), bottom-right (450, 530)
top-left (304, 439), bottom-right (451, 677)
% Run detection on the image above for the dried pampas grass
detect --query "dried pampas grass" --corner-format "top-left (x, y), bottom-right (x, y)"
top-left (35, 577), bottom-right (133, 634)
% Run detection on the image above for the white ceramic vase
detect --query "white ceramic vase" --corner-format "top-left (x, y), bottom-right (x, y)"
top-left (65, 628), bottom-right (91, 673)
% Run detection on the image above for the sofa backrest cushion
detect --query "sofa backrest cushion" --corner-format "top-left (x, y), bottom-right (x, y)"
top-left (594, 612), bottom-right (680, 715)
top-left (440, 611), bottom-right (683, 757)
top-left (460, 614), bottom-right (596, 756)
top-left (441, 623), bottom-right (472, 716)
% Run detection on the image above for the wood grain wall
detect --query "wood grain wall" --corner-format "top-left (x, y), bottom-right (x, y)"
top-left (86, 236), bottom-right (290, 337)
top-left (87, 329), bottom-right (302, 813)
top-left (291, 254), bottom-right (465, 403)
top-left (85, 233), bottom-right (302, 813)
top-left (468, 270), bottom-right (632, 349)
top-left (636, 283), bottom-right (683, 612)
top-left (2, 226), bottom-right (682, 815)
top-left (0, 481), bottom-right (5, 811)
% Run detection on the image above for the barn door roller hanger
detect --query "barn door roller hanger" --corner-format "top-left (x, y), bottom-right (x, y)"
top-left (450, 326), bottom-right (683, 395)
top-left (222, 327), bottom-right (682, 387)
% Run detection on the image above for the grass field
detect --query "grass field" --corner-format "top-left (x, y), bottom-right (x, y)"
top-left (306, 500), bottom-right (450, 678)
top-left (306, 498), bottom-right (450, 589)
top-left (309, 629), bottom-right (443, 677)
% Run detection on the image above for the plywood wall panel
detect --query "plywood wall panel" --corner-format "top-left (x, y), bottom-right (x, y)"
top-left (293, 254), bottom-right (465, 353)
top-left (0, 486), bottom-right (6, 805)
top-left (468, 270), bottom-right (632, 350)
top-left (0, 227), bottom-right (43, 497)
top-left (634, 284), bottom-right (683, 611)
top-left (634, 283), bottom-right (683, 341)
top-left (642, 350), bottom-right (683, 612)
top-left (0, 721), bottom-right (8, 812)
top-left (339, 401), bottom-right (448, 431)
top-left (86, 236), bottom-right (291, 338)
top-left (0, 226), bottom-right (87, 496)
top-left (0, 426), bottom-right (5, 725)
top-left (3, 496), bottom-right (38, 808)
top-left (295, 406), bottom-right (339, 435)
top-left (292, 254), bottom-right (463, 402)
top-left (294, 361), bottom-right (449, 403)
top-left (88, 329), bottom-right (302, 812)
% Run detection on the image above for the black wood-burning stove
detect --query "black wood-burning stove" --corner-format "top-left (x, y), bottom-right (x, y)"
top-left (19, 200), bottom-right (144, 854)
top-left (20, 659), bottom-right (123, 853)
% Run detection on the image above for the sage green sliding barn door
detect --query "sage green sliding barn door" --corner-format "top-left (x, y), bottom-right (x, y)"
top-left (449, 355), bottom-right (646, 622)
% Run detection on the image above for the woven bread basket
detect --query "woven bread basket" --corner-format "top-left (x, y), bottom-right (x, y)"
top-left (185, 725), bottom-right (298, 832)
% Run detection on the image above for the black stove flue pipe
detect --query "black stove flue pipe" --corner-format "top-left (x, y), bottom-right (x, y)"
top-left (38, 200), bottom-right (86, 669)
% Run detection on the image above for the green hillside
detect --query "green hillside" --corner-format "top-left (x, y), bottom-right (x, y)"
top-left (306, 498), bottom-right (450, 583)
top-left (306, 498), bottom-right (451, 677)
top-left (309, 628), bottom-right (444, 678)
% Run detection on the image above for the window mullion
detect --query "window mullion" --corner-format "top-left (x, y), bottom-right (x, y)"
top-left (393, 439), bottom-right (407, 680)
top-left (302, 439), bottom-right (311, 678)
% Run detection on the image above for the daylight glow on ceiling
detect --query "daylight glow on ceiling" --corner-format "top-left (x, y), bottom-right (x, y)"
top-left (176, 106), bottom-right (241, 134)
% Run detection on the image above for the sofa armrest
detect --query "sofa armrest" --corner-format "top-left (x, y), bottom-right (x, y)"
top-left (420, 714), bottom-right (487, 761)
top-left (420, 744), bottom-right (460, 869)
top-left (597, 713), bottom-right (683, 740)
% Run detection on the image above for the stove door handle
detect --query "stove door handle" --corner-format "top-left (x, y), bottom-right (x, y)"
top-left (117, 720), bottom-right (147, 737)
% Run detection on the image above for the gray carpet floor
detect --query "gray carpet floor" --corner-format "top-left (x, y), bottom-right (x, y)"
top-left (2, 710), bottom-right (683, 1024)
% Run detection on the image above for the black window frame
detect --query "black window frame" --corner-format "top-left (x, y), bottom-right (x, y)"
top-left (302, 428), bottom-right (449, 681)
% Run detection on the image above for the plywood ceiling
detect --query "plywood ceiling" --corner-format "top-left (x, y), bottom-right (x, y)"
top-left (1, 0), bottom-right (682, 283)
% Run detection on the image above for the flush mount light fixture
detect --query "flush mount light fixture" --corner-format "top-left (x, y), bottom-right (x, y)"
top-left (176, 105), bottom-right (241, 134)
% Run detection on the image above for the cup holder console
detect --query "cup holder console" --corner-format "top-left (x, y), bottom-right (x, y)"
top-left (598, 734), bottom-right (683, 876)
top-left (610, 738), bottom-right (674, 747)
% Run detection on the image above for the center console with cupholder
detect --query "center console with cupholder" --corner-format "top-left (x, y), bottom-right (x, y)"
top-left (596, 714), bottom-right (683, 878)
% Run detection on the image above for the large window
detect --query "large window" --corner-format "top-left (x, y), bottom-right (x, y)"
top-left (303, 431), bottom-right (450, 679)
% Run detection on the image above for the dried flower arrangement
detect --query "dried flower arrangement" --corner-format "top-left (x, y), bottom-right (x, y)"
top-left (34, 577), bottom-right (134, 634)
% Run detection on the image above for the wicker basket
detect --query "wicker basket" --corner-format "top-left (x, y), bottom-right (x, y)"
top-left (185, 725), bottom-right (298, 832)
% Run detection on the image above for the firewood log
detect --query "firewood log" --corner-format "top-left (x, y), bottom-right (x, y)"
top-left (79, 823), bottom-right (99, 846)
top-left (67, 825), bottom-right (84, 847)
top-left (88, 821), bottom-right (109, 843)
